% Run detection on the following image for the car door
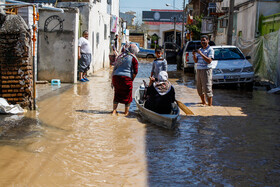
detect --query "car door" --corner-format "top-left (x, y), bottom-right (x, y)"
top-left (164, 43), bottom-right (180, 64)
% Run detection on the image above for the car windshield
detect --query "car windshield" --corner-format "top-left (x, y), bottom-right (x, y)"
top-left (214, 48), bottom-right (245, 60)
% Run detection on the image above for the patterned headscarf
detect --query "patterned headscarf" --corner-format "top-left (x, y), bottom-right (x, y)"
top-left (153, 71), bottom-right (172, 95)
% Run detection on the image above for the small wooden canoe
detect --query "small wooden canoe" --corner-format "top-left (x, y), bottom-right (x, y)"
top-left (134, 87), bottom-right (180, 129)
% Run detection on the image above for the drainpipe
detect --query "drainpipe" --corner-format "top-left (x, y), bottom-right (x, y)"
top-left (255, 0), bottom-right (260, 37)
top-left (32, 5), bottom-right (39, 110)
top-left (227, 0), bottom-right (235, 45)
top-left (181, 0), bottom-right (185, 48)
top-left (6, 0), bottom-right (64, 12)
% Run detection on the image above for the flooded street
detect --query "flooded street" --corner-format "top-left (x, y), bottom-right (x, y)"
top-left (0, 59), bottom-right (280, 186)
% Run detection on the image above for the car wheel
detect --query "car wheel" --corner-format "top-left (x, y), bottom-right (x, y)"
top-left (146, 54), bottom-right (154, 58)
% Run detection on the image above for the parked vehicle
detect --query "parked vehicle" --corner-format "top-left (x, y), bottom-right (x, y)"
top-left (130, 42), bottom-right (156, 58)
top-left (130, 42), bottom-right (140, 48)
top-left (163, 42), bottom-right (181, 64)
top-left (182, 40), bottom-right (215, 72)
top-left (195, 46), bottom-right (254, 87)
top-left (137, 48), bottom-right (156, 58)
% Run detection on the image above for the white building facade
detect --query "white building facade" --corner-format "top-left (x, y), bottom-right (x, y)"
top-left (215, 0), bottom-right (280, 44)
top-left (143, 9), bottom-right (184, 47)
top-left (58, 0), bottom-right (120, 73)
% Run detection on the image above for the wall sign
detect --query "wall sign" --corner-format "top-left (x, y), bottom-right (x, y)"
top-left (44, 15), bottom-right (64, 32)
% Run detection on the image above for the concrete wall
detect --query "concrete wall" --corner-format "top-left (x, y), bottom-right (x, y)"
top-left (58, 1), bottom-right (119, 73)
top-left (111, 0), bottom-right (120, 18)
top-left (215, 0), bottom-right (280, 44)
top-left (129, 34), bottom-right (144, 47)
top-left (38, 8), bottom-right (79, 83)
top-left (259, 1), bottom-right (280, 17)
top-left (88, 2), bottom-right (111, 71)
top-left (236, 1), bottom-right (257, 41)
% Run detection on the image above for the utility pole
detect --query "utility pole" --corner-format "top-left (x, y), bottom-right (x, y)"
top-left (174, 17), bottom-right (177, 44)
top-left (181, 0), bottom-right (186, 48)
top-left (227, 0), bottom-right (234, 45)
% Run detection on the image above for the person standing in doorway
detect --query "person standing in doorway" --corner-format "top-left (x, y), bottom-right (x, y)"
top-left (78, 30), bottom-right (92, 82)
top-left (192, 35), bottom-right (214, 106)
top-left (114, 34), bottom-right (119, 52)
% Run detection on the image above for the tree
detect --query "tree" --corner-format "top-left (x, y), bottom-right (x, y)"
top-left (151, 34), bottom-right (160, 49)
top-left (186, 15), bottom-right (203, 40)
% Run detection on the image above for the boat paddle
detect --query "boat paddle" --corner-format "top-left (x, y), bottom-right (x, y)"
top-left (175, 100), bottom-right (194, 115)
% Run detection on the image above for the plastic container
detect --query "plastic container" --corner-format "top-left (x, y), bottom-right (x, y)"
top-left (139, 84), bottom-right (145, 101)
top-left (51, 79), bottom-right (61, 86)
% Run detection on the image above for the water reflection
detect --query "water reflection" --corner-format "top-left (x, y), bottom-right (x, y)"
top-left (0, 59), bottom-right (279, 186)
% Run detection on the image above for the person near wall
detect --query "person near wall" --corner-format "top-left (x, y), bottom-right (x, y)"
top-left (114, 34), bottom-right (119, 51)
top-left (144, 71), bottom-right (176, 114)
top-left (111, 43), bottom-right (139, 116)
top-left (78, 30), bottom-right (92, 82)
top-left (192, 35), bottom-right (214, 106)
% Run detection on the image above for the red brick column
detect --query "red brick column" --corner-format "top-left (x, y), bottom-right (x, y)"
top-left (0, 15), bottom-right (33, 109)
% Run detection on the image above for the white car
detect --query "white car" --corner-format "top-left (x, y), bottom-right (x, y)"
top-left (195, 46), bottom-right (254, 87)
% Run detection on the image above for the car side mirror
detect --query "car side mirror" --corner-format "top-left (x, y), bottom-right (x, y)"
top-left (246, 56), bottom-right (251, 59)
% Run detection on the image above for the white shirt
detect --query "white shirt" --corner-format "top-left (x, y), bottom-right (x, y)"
top-left (78, 37), bottom-right (92, 54)
top-left (196, 45), bottom-right (214, 69)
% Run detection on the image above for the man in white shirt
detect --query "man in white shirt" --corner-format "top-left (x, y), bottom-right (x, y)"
top-left (192, 35), bottom-right (214, 106)
top-left (78, 30), bottom-right (92, 82)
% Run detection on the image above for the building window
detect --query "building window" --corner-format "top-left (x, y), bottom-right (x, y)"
top-left (92, 32), bottom-right (94, 54)
top-left (107, 0), bottom-right (111, 14)
top-left (104, 24), bottom-right (107, 40)
top-left (220, 18), bottom-right (228, 28)
top-left (96, 32), bottom-right (99, 48)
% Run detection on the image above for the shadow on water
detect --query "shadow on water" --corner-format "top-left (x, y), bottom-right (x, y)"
top-left (146, 113), bottom-right (280, 185)
top-left (139, 64), bottom-right (280, 186)
top-left (76, 110), bottom-right (112, 114)
top-left (37, 84), bottom-right (73, 102)
top-left (0, 114), bottom-right (67, 153)
top-left (76, 109), bottom-right (138, 118)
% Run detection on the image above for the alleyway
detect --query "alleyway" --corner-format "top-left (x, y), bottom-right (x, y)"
top-left (0, 62), bottom-right (279, 186)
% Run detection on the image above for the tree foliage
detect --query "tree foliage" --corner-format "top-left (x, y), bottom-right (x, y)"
top-left (186, 15), bottom-right (203, 40)
top-left (151, 34), bottom-right (160, 48)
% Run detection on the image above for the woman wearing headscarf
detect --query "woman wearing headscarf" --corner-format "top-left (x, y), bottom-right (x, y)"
top-left (144, 71), bottom-right (175, 114)
top-left (112, 43), bottom-right (139, 116)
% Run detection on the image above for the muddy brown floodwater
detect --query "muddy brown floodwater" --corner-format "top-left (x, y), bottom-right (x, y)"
top-left (0, 59), bottom-right (279, 186)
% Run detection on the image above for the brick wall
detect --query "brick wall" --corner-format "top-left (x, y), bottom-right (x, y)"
top-left (129, 34), bottom-right (144, 47)
top-left (0, 15), bottom-right (33, 109)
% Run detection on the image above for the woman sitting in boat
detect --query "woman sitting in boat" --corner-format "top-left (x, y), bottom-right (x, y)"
top-left (144, 71), bottom-right (176, 114)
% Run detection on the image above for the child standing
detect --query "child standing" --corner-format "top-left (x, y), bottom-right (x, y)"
top-left (150, 46), bottom-right (167, 81)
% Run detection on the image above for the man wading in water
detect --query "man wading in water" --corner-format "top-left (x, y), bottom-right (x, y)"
top-left (78, 30), bottom-right (92, 82)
